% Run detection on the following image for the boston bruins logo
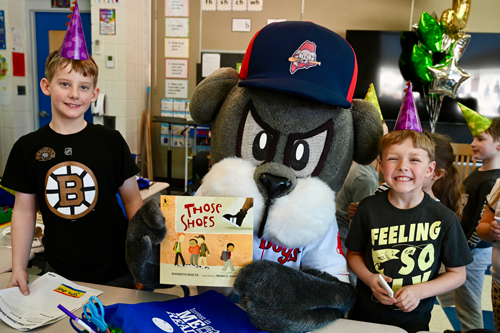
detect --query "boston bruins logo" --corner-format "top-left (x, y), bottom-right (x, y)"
top-left (45, 162), bottom-right (98, 219)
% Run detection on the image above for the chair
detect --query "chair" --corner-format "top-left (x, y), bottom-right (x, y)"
top-left (451, 143), bottom-right (477, 182)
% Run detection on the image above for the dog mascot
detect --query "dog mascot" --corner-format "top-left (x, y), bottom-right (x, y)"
top-left (127, 21), bottom-right (383, 333)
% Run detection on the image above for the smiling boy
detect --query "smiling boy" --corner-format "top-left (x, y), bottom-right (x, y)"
top-left (1, 50), bottom-right (143, 294)
top-left (346, 130), bottom-right (472, 333)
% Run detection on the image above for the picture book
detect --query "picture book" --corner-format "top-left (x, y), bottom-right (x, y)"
top-left (159, 195), bottom-right (253, 287)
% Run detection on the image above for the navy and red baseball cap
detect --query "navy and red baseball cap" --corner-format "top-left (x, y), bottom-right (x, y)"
top-left (239, 21), bottom-right (358, 109)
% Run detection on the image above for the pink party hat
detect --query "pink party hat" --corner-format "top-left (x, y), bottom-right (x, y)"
top-left (59, 1), bottom-right (89, 60)
top-left (393, 81), bottom-right (423, 132)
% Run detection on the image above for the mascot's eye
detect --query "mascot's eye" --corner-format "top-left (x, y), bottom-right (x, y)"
top-left (237, 100), bottom-right (279, 165)
top-left (290, 140), bottom-right (309, 171)
top-left (253, 131), bottom-right (272, 161)
top-left (284, 119), bottom-right (333, 178)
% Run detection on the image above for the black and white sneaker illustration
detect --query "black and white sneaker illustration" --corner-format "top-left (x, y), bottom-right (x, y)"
top-left (222, 211), bottom-right (246, 227)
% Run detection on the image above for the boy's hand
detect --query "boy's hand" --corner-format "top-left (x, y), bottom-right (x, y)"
top-left (368, 274), bottom-right (396, 305)
top-left (394, 285), bottom-right (422, 312)
top-left (347, 203), bottom-right (358, 220)
top-left (490, 219), bottom-right (500, 240)
top-left (7, 268), bottom-right (30, 296)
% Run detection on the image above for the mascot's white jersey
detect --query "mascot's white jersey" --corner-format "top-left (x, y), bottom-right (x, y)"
top-left (253, 223), bottom-right (349, 284)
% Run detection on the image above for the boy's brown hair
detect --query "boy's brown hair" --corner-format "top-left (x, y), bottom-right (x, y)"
top-left (378, 129), bottom-right (435, 162)
top-left (45, 50), bottom-right (98, 88)
top-left (485, 118), bottom-right (500, 141)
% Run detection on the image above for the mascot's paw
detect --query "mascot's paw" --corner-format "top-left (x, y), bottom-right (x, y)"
top-left (126, 200), bottom-right (171, 289)
top-left (234, 261), bottom-right (356, 333)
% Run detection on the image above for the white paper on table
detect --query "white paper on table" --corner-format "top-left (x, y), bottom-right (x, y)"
top-left (0, 272), bottom-right (102, 331)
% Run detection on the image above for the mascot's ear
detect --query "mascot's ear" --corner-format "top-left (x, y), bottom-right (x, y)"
top-left (190, 68), bottom-right (240, 124)
top-left (351, 99), bottom-right (384, 165)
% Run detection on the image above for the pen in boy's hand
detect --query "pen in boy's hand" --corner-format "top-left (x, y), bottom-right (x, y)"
top-left (57, 304), bottom-right (98, 333)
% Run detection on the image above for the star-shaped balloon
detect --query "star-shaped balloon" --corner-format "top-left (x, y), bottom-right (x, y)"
top-left (451, 34), bottom-right (471, 60)
top-left (428, 57), bottom-right (470, 98)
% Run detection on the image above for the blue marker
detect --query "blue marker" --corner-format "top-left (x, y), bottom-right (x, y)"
top-left (57, 304), bottom-right (98, 333)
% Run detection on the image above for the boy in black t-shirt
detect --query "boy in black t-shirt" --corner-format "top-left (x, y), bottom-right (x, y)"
top-left (1, 25), bottom-right (143, 293)
top-left (346, 130), bottom-right (472, 333)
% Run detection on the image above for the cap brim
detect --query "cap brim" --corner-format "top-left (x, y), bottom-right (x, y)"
top-left (239, 77), bottom-right (352, 109)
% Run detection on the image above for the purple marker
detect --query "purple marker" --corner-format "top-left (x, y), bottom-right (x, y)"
top-left (57, 304), bottom-right (97, 333)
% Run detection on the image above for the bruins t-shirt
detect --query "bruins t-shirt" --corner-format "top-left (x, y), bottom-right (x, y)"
top-left (1, 123), bottom-right (139, 283)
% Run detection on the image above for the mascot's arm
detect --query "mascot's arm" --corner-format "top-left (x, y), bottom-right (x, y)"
top-left (234, 260), bottom-right (356, 333)
top-left (126, 200), bottom-right (172, 289)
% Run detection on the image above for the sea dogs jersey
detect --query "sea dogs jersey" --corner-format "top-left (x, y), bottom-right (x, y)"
top-left (253, 223), bottom-right (350, 284)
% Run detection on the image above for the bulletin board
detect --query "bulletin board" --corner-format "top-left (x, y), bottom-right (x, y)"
top-left (150, 0), bottom-right (440, 182)
top-left (196, 52), bottom-right (245, 85)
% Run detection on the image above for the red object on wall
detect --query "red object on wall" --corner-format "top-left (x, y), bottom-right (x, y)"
top-left (12, 52), bottom-right (25, 77)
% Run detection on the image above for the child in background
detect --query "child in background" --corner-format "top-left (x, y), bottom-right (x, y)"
top-left (337, 84), bottom-right (388, 263)
top-left (346, 129), bottom-right (472, 333)
top-left (477, 178), bottom-right (500, 331)
top-left (427, 133), bottom-right (464, 218)
top-left (1, 5), bottom-right (142, 295)
top-left (453, 103), bottom-right (500, 332)
top-left (336, 123), bottom-right (388, 256)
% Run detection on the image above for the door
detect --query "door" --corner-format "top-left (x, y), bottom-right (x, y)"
top-left (35, 12), bottom-right (92, 129)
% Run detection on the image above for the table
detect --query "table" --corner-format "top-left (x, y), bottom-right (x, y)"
top-left (0, 223), bottom-right (37, 273)
top-left (140, 181), bottom-right (169, 202)
top-left (0, 273), bottom-right (410, 333)
top-left (0, 273), bottom-right (178, 332)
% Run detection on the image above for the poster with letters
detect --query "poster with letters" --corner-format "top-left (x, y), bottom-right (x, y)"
top-left (165, 18), bottom-right (189, 38)
top-left (165, 0), bottom-right (189, 17)
top-left (165, 38), bottom-right (189, 58)
top-left (160, 196), bottom-right (253, 287)
top-left (165, 79), bottom-right (188, 99)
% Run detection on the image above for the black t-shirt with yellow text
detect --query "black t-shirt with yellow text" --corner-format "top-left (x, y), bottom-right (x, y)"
top-left (346, 191), bottom-right (472, 333)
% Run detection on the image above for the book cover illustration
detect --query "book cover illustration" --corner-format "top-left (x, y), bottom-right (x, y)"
top-left (160, 195), bottom-right (253, 287)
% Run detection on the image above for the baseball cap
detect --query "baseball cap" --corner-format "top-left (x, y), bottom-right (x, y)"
top-left (238, 21), bottom-right (357, 108)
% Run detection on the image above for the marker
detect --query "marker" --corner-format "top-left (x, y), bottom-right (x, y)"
top-left (57, 304), bottom-right (98, 333)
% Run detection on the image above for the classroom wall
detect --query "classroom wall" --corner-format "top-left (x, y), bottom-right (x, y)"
top-left (90, 0), bottom-right (151, 155)
top-left (0, 0), bottom-right (28, 177)
top-left (152, 0), bottom-right (500, 182)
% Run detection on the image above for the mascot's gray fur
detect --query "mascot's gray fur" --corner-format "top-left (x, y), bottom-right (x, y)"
top-left (126, 21), bottom-right (383, 333)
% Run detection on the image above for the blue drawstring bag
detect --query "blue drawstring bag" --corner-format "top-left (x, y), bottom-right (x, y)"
top-left (104, 290), bottom-right (264, 333)
top-left (137, 177), bottom-right (150, 190)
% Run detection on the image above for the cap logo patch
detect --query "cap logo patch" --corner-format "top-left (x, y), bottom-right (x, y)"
top-left (289, 40), bottom-right (321, 75)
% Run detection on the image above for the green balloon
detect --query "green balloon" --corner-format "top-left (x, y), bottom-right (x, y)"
top-left (417, 12), bottom-right (443, 53)
top-left (411, 44), bottom-right (433, 82)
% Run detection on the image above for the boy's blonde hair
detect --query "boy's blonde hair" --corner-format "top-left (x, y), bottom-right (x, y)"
top-left (485, 118), bottom-right (500, 142)
top-left (45, 50), bottom-right (98, 88)
top-left (378, 129), bottom-right (435, 162)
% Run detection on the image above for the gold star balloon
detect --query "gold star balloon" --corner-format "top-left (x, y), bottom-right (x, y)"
top-left (440, 0), bottom-right (471, 36)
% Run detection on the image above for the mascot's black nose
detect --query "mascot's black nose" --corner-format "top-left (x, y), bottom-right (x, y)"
top-left (259, 173), bottom-right (292, 199)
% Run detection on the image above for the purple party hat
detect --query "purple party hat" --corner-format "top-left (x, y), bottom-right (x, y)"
top-left (393, 81), bottom-right (423, 132)
top-left (59, 1), bottom-right (89, 60)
